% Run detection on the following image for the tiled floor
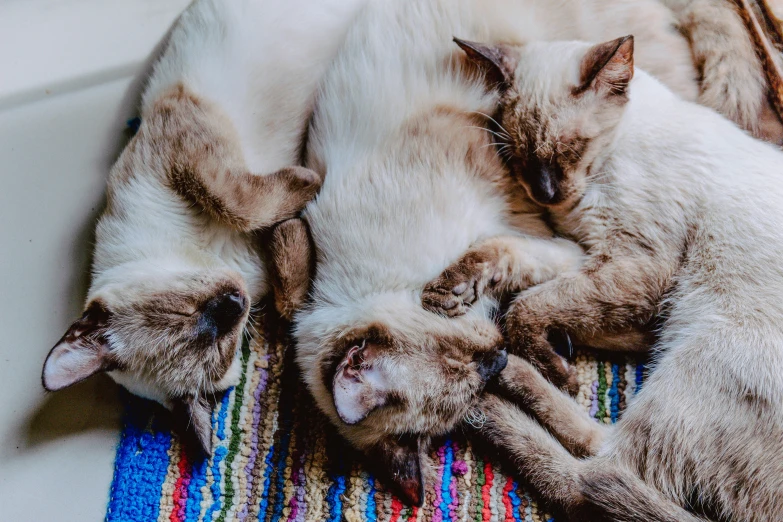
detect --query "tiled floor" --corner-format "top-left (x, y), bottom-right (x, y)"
top-left (0, 2), bottom-right (188, 520)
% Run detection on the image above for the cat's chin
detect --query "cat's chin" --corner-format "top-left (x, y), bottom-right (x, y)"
top-left (108, 369), bottom-right (169, 407)
top-left (214, 351), bottom-right (243, 390)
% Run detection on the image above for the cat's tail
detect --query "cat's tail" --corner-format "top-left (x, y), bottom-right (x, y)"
top-left (578, 466), bottom-right (710, 522)
top-left (660, 0), bottom-right (783, 142)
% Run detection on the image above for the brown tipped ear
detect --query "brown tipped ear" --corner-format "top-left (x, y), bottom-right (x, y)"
top-left (173, 394), bottom-right (213, 455)
top-left (332, 341), bottom-right (390, 425)
top-left (269, 217), bottom-right (314, 322)
top-left (369, 435), bottom-right (425, 506)
top-left (576, 36), bottom-right (634, 96)
top-left (453, 37), bottom-right (514, 89)
top-left (42, 301), bottom-right (113, 391)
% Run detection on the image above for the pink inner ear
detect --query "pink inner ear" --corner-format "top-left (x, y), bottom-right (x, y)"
top-left (42, 302), bottom-right (111, 391)
top-left (42, 338), bottom-right (107, 391)
top-left (343, 343), bottom-right (366, 378)
top-left (332, 341), bottom-right (388, 425)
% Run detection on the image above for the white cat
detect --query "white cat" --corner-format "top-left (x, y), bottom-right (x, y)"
top-left (41, 0), bottom-right (365, 452)
top-left (291, 0), bottom-right (749, 504)
top-left (459, 35), bottom-right (783, 520)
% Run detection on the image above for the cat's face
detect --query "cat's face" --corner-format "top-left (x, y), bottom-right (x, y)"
top-left (454, 36), bottom-right (635, 208)
top-left (42, 253), bottom-right (258, 453)
top-left (296, 301), bottom-right (507, 505)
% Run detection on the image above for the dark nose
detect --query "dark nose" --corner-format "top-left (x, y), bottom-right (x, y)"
top-left (522, 158), bottom-right (562, 205)
top-left (474, 349), bottom-right (508, 382)
top-left (203, 291), bottom-right (247, 337)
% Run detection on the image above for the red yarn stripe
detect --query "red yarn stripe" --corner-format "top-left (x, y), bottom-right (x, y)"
top-left (169, 446), bottom-right (190, 522)
top-left (390, 497), bottom-right (402, 522)
top-left (482, 461), bottom-right (493, 522)
top-left (502, 476), bottom-right (514, 522)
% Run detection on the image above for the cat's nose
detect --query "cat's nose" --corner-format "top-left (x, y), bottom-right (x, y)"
top-left (204, 291), bottom-right (247, 336)
top-left (474, 349), bottom-right (508, 382)
top-left (529, 165), bottom-right (560, 204)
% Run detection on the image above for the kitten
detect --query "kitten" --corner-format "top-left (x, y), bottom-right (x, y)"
top-left (291, 0), bottom-right (747, 505)
top-left (40, 0), bottom-right (365, 452)
top-left (444, 35), bottom-right (783, 520)
top-left (293, 0), bottom-right (591, 505)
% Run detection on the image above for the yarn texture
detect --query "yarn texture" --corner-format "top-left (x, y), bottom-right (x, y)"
top-left (106, 316), bottom-right (644, 522)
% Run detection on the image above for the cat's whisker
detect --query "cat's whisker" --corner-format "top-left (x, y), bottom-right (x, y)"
top-left (480, 141), bottom-right (512, 151)
top-left (468, 111), bottom-right (512, 138)
top-left (462, 125), bottom-right (511, 142)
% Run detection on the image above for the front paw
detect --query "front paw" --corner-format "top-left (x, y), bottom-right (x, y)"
top-left (422, 250), bottom-right (500, 317)
top-left (504, 301), bottom-right (578, 396)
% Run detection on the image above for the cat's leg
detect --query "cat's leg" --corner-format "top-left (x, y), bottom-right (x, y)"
top-left (474, 393), bottom-right (588, 516)
top-left (504, 256), bottom-right (663, 393)
top-left (475, 394), bottom-right (711, 522)
top-left (143, 83), bottom-right (321, 232)
top-left (268, 218), bottom-right (314, 321)
top-left (491, 353), bottom-right (608, 458)
top-left (422, 235), bottom-right (583, 317)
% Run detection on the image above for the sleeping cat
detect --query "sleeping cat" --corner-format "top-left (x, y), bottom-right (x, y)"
top-left (40, 0), bottom-right (365, 452)
top-left (289, 0), bottom-right (775, 506)
top-left (430, 35), bottom-right (783, 520)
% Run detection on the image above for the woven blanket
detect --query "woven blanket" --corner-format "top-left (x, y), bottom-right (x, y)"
top-left (105, 315), bottom-right (645, 522)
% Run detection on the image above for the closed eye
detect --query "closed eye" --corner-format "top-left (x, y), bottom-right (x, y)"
top-left (162, 309), bottom-right (197, 318)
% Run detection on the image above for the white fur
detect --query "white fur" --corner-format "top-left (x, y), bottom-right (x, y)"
top-left (522, 43), bottom-right (783, 515)
top-left (294, 0), bottom-right (572, 439)
top-left (92, 0), bottom-right (365, 404)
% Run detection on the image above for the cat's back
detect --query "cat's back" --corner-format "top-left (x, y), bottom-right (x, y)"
top-left (142, 0), bottom-right (365, 174)
top-left (625, 77), bottom-right (783, 327)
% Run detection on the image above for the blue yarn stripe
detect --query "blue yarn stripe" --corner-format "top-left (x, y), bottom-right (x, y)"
top-left (184, 451), bottom-right (209, 521)
top-left (326, 475), bottom-right (347, 522)
top-left (203, 387), bottom-right (234, 521)
top-left (106, 397), bottom-right (172, 522)
top-left (508, 481), bottom-right (522, 522)
top-left (635, 363), bottom-right (645, 393)
top-left (609, 364), bottom-right (621, 423)
top-left (440, 440), bottom-right (454, 522)
top-left (270, 425), bottom-right (293, 521)
top-left (366, 475), bottom-right (377, 522)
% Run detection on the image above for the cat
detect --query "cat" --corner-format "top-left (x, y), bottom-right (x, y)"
top-left (293, 0), bottom-right (590, 505)
top-left (659, 0), bottom-right (783, 143)
top-left (432, 34), bottom-right (783, 520)
top-left (40, 0), bottom-right (366, 453)
top-left (288, 0), bottom-right (771, 505)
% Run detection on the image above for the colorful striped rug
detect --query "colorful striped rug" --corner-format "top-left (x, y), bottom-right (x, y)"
top-left (105, 314), bottom-right (645, 522)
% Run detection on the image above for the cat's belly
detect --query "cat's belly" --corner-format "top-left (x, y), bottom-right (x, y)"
top-left (307, 162), bottom-right (513, 301)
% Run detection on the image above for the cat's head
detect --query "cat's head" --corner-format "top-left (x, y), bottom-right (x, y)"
top-left (41, 171), bottom-right (265, 455)
top-left (454, 36), bottom-right (635, 208)
top-left (295, 298), bottom-right (507, 505)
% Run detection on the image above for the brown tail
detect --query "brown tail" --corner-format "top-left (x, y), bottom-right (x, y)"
top-left (733, 0), bottom-right (783, 127)
top-left (660, 0), bottom-right (783, 141)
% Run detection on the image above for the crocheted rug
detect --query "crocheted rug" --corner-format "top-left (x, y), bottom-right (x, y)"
top-left (105, 314), bottom-right (645, 522)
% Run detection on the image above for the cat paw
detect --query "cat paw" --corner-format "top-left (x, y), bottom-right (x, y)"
top-left (422, 250), bottom-right (501, 317)
top-left (504, 300), bottom-right (578, 395)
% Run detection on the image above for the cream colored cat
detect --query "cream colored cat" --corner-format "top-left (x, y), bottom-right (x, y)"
top-left (432, 35), bottom-right (783, 520)
top-left (40, 0), bottom-right (365, 452)
top-left (290, 0), bottom-right (776, 505)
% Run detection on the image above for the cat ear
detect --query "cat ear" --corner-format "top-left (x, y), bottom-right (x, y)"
top-left (577, 35), bottom-right (634, 96)
top-left (369, 435), bottom-right (426, 506)
top-left (172, 394), bottom-right (214, 455)
top-left (453, 37), bottom-right (514, 89)
top-left (332, 341), bottom-right (390, 425)
top-left (42, 301), bottom-right (112, 391)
